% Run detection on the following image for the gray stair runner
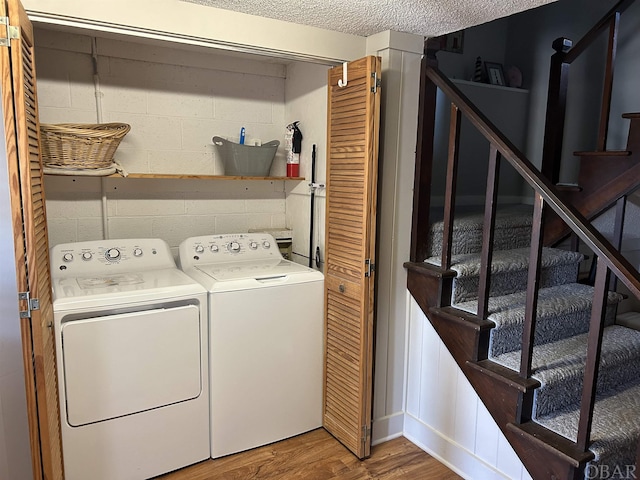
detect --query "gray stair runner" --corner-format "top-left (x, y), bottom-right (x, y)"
top-left (493, 325), bottom-right (640, 418)
top-left (536, 379), bottom-right (640, 477)
top-left (427, 204), bottom-right (533, 257)
top-left (427, 205), bottom-right (640, 478)
top-left (455, 283), bottom-right (623, 357)
top-left (426, 247), bottom-right (584, 303)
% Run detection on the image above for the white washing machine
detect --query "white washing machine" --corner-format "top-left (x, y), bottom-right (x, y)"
top-left (178, 233), bottom-right (324, 458)
top-left (50, 238), bottom-right (209, 480)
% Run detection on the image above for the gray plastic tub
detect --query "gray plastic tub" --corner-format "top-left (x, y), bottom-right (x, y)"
top-left (212, 136), bottom-right (279, 176)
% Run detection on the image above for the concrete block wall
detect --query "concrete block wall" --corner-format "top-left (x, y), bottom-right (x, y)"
top-left (35, 28), bottom-right (322, 254)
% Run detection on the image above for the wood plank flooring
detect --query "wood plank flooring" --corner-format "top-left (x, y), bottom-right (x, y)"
top-left (157, 428), bottom-right (462, 479)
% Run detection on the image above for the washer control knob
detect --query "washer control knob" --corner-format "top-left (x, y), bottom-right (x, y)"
top-left (249, 241), bottom-right (258, 250)
top-left (81, 252), bottom-right (92, 261)
top-left (62, 253), bottom-right (74, 262)
top-left (105, 248), bottom-right (121, 261)
top-left (195, 245), bottom-right (205, 254)
top-left (228, 241), bottom-right (241, 253)
top-left (133, 248), bottom-right (143, 257)
top-left (210, 244), bottom-right (219, 253)
top-left (262, 240), bottom-right (271, 249)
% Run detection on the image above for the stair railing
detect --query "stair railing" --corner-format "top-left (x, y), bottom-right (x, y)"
top-left (541, 0), bottom-right (636, 185)
top-left (411, 50), bottom-right (640, 455)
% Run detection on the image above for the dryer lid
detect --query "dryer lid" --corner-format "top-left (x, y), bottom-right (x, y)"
top-left (195, 258), bottom-right (314, 281)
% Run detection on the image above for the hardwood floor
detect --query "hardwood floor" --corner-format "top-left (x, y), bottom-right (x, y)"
top-left (158, 428), bottom-right (462, 479)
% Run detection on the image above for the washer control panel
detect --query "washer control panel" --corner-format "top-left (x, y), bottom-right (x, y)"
top-left (50, 238), bottom-right (176, 277)
top-left (179, 233), bottom-right (281, 268)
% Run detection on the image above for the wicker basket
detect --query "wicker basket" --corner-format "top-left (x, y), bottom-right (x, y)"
top-left (40, 123), bottom-right (131, 169)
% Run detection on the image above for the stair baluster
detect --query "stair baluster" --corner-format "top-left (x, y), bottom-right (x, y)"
top-left (517, 193), bottom-right (546, 423)
top-left (476, 145), bottom-right (500, 320)
top-left (520, 193), bottom-right (545, 381)
top-left (441, 103), bottom-right (461, 270)
top-left (576, 261), bottom-right (611, 451)
top-left (609, 196), bottom-right (627, 291)
top-left (597, 12), bottom-right (620, 150)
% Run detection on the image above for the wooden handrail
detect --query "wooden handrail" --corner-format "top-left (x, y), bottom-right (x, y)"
top-left (425, 65), bottom-right (640, 301)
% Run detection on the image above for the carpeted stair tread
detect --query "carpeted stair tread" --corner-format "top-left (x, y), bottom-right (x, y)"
top-left (455, 283), bottom-right (624, 357)
top-left (425, 247), bottom-right (584, 303)
top-left (492, 325), bottom-right (640, 418)
top-left (535, 378), bottom-right (640, 477)
top-left (427, 204), bottom-right (533, 257)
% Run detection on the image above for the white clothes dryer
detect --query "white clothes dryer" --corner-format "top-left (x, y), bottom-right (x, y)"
top-left (178, 233), bottom-right (324, 458)
top-left (50, 238), bottom-right (209, 480)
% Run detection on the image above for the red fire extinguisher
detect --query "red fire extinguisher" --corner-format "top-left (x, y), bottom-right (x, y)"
top-left (286, 121), bottom-right (303, 177)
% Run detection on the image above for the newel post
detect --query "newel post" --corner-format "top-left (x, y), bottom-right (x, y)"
top-left (541, 37), bottom-right (572, 185)
top-left (410, 39), bottom-right (439, 262)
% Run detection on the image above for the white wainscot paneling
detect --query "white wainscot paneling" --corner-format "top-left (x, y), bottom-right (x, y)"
top-left (405, 296), bottom-right (529, 480)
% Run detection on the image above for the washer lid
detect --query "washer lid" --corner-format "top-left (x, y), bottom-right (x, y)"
top-left (195, 258), bottom-right (315, 281)
top-left (52, 267), bottom-right (206, 310)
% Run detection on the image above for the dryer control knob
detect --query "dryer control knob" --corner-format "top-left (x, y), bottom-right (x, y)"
top-left (62, 253), bottom-right (74, 262)
top-left (262, 240), bottom-right (271, 249)
top-left (195, 245), bottom-right (205, 254)
top-left (228, 241), bottom-right (241, 253)
top-left (105, 248), bottom-right (121, 261)
top-left (133, 248), bottom-right (143, 257)
top-left (210, 244), bottom-right (219, 253)
top-left (81, 252), bottom-right (92, 261)
top-left (249, 241), bottom-right (258, 250)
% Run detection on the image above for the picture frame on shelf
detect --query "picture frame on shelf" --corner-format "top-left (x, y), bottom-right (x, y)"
top-left (485, 62), bottom-right (506, 86)
top-left (432, 30), bottom-right (465, 54)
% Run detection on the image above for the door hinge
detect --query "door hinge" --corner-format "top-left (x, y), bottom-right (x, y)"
top-left (18, 291), bottom-right (39, 319)
top-left (365, 258), bottom-right (375, 277)
top-left (361, 424), bottom-right (371, 447)
top-left (371, 72), bottom-right (381, 93)
top-left (0, 17), bottom-right (19, 47)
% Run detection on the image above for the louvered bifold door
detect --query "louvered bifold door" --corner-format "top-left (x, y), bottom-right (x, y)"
top-left (2, 0), bottom-right (63, 478)
top-left (323, 56), bottom-right (381, 459)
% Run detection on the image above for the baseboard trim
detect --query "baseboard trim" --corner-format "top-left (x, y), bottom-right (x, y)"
top-left (371, 411), bottom-right (404, 445)
top-left (403, 413), bottom-right (512, 480)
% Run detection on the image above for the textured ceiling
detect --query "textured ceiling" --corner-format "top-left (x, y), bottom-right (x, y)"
top-left (181, 0), bottom-right (557, 37)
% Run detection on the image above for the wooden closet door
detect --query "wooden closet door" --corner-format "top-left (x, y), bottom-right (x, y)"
top-left (323, 56), bottom-right (381, 459)
top-left (1, 0), bottom-right (63, 478)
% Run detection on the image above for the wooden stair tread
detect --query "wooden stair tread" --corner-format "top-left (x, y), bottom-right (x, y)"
top-left (622, 112), bottom-right (640, 119)
top-left (429, 305), bottom-right (495, 330)
top-left (467, 359), bottom-right (540, 392)
top-left (506, 422), bottom-right (595, 468)
top-left (403, 261), bottom-right (457, 278)
top-left (555, 183), bottom-right (582, 192)
top-left (573, 149), bottom-right (631, 157)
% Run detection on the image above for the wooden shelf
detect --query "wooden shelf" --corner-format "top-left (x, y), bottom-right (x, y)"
top-left (45, 172), bottom-right (305, 181)
top-left (110, 173), bottom-right (305, 181)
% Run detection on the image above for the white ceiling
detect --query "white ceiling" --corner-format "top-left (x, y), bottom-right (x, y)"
top-left (181, 0), bottom-right (557, 37)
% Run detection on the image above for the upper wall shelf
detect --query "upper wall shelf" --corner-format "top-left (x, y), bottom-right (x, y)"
top-left (451, 78), bottom-right (529, 94)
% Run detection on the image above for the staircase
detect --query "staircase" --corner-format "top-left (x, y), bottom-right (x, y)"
top-left (407, 207), bottom-right (640, 479)
top-left (407, 4), bottom-right (640, 475)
